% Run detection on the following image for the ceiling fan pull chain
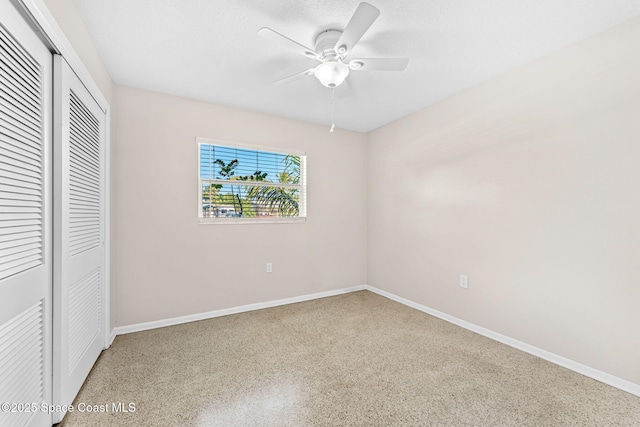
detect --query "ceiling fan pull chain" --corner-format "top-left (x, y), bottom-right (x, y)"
top-left (330, 88), bottom-right (336, 133)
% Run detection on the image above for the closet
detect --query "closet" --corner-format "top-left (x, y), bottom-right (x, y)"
top-left (0, 1), bottom-right (108, 426)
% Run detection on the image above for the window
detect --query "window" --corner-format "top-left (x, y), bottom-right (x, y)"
top-left (197, 138), bottom-right (306, 223)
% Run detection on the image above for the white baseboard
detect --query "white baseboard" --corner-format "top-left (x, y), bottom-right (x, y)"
top-left (113, 285), bottom-right (366, 336)
top-left (111, 282), bottom-right (638, 397)
top-left (364, 285), bottom-right (640, 397)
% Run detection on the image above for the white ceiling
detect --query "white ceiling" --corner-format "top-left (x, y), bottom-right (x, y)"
top-left (74, 0), bottom-right (640, 133)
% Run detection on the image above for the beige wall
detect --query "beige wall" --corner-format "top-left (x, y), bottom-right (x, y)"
top-left (113, 85), bottom-right (368, 327)
top-left (45, 0), bottom-right (638, 386)
top-left (368, 16), bottom-right (640, 385)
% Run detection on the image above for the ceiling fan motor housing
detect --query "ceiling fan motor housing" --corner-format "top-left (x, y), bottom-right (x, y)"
top-left (314, 29), bottom-right (343, 60)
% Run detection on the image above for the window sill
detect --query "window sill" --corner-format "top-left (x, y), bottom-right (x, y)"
top-left (198, 217), bottom-right (306, 225)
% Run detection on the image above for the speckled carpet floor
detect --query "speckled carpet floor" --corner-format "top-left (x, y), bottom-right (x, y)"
top-left (59, 290), bottom-right (640, 426)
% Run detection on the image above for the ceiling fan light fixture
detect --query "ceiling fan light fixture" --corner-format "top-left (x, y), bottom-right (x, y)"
top-left (314, 60), bottom-right (350, 88)
top-left (260, 2), bottom-right (408, 91)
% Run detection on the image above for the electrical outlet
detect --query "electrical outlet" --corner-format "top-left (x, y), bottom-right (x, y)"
top-left (266, 262), bottom-right (272, 273)
top-left (460, 275), bottom-right (469, 289)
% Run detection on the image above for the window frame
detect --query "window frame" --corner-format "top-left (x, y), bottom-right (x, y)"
top-left (197, 137), bottom-right (307, 224)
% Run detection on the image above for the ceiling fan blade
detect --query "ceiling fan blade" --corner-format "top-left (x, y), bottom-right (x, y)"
top-left (272, 68), bottom-right (315, 85)
top-left (334, 2), bottom-right (380, 57)
top-left (349, 58), bottom-right (409, 71)
top-left (258, 27), bottom-right (318, 59)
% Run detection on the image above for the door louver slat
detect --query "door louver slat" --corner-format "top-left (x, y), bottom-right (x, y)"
top-left (0, 155), bottom-right (41, 176)
top-left (1, 128), bottom-right (42, 156)
top-left (0, 168), bottom-right (41, 186)
top-left (0, 143), bottom-right (42, 170)
top-left (0, 228), bottom-right (40, 241)
top-left (0, 66), bottom-right (40, 110)
top-left (0, 96), bottom-right (41, 132)
top-left (0, 35), bottom-right (40, 76)
top-left (0, 83), bottom-right (40, 121)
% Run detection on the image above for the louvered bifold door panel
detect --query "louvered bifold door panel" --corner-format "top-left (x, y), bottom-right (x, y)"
top-left (0, 1), bottom-right (53, 427)
top-left (53, 55), bottom-right (105, 423)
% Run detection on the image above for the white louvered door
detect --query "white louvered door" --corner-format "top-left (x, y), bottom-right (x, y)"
top-left (53, 55), bottom-right (105, 422)
top-left (0, 1), bottom-right (52, 426)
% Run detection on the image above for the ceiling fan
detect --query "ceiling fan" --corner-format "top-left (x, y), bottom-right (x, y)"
top-left (258, 2), bottom-right (409, 89)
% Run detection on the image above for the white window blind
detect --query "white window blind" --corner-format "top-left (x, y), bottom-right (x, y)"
top-left (198, 140), bottom-right (306, 223)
